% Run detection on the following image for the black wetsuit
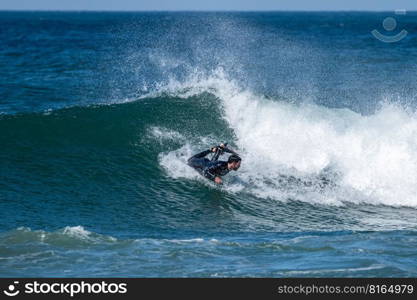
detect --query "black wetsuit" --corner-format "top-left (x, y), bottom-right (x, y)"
top-left (187, 149), bottom-right (232, 181)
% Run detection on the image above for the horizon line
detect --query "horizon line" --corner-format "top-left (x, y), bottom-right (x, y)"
top-left (0, 9), bottom-right (415, 13)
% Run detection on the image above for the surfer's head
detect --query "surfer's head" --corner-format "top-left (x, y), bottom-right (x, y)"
top-left (227, 155), bottom-right (241, 171)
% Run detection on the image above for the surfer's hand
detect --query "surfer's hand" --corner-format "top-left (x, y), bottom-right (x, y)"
top-left (211, 147), bottom-right (218, 152)
top-left (219, 143), bottom-right (226, 148)
top-left (214, 177), bottom-right (222, 184)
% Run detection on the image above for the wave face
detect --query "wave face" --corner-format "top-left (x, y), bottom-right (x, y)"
top-left (2, 11), bottom-right (417, 277)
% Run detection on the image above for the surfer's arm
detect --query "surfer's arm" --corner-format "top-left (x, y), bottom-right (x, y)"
top-left (212, 144), bottom-right (237, 161)
top-left (188, 149), bottom-right (213, 161)
top-left (223, 148), bottom-right (238, 155)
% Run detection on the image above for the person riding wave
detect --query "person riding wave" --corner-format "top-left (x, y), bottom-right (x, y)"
top-left (187, 143), bottom-right (241, 184)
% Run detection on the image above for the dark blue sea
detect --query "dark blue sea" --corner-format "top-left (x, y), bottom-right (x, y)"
top-left (1, 11), bottom-right (417, 277)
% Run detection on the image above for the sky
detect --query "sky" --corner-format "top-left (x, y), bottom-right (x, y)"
top-left (0, 0), bottom-right (416, 11)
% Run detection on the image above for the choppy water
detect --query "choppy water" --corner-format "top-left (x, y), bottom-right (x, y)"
top-left (1, 11), bottom-right (417, 277)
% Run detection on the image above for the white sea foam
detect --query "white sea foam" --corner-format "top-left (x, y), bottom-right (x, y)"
top-left (285, 264), bottom-right (386, 275)
top-left (10, 226), bottom-right (117, 244)
top-left (61, 226), bottom-right (93, 239)
top-left (169, 238), bottom-right (205, 243)
top-left (148, 126), bottom-right (185, 143)
top-left (155, 68), bottom-right (417, 207)
top-left (158, 144), bottom-right (201, 180)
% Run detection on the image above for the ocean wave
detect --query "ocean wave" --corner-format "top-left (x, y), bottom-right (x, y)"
top-left (3, 67), bottom-right (417, 208)
top-left (0, 226), bottom-right (118, 248)
top-left (1, 227), bottom-right (416, 277)
top-left (151, 68), bottom-right (417, 207)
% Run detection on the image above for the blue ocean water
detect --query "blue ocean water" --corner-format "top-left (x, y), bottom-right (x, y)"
top-left (1, 11), bottom-right (417, 277)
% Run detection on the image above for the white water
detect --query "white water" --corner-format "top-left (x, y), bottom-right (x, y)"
top-left (152, 68), bottom-right (417, 207)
